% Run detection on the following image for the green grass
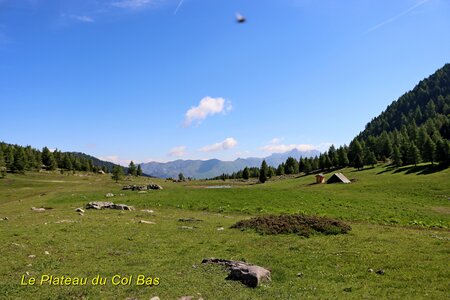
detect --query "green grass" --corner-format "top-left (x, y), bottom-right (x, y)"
top-left (0, 164), bottom-right (449, 299)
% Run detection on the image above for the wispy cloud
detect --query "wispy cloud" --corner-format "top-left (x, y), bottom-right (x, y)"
top-left (99, 155), bottom-right (133, 166)
top-left (61, 13), bottom-right (95, 23)
top-left (168, 145), bottom-right (187, 157)
top-left (72, 15), bottom-right (95, 23)
top-left (184, 96), bottom-right (232, 126)
top-left (112, 0), bottom-right (157, 9)
top-left (200, 137), bottom-right (238, 152)
top-left (261, 139), bottom-right (331, 153)
top-left (174, 0), bottom-right (184, 14)
top-left (366, 0), bottom-right (431, 33)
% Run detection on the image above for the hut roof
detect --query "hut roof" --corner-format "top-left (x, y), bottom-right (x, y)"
top-left (327, 173), bottom-right (351, 184)
top-left (316, 173), bottom-right (325, 177)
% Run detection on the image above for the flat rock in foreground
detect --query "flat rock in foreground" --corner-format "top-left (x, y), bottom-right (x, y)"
top-left (202, 258), bottom-right (271, 287)
top-left (85, 201), bottom-right (135, 211)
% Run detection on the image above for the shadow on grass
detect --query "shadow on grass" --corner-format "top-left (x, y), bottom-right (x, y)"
top-left (379, 163), bottom-right (449, 175)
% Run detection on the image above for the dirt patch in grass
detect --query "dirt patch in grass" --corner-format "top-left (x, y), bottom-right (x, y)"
top-left (231, 214), bottom-right (351, 237)
top-left (431, 206), bottom-right (450, 215)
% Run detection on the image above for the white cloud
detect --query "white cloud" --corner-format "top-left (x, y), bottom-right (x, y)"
top-left (168, 146), bottom-right (187, 157)
top-left (261, 139), bottom-right (332, 153)
top-left (99, 155), bottom-right (133, 166)
top-left (72, 15), bottom-right (94, 23)
top-left (200, 137), bottom-right (238, 152)
top-left (184, 96), bottom-right (232, 126)
top-left (112, 0), bottom-right (156, 9)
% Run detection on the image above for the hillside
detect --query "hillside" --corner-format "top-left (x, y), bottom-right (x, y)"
top-left (0, 142), bottom-right (127, 174)
top-left (359, 63), bottom-right (450, 139)
top-left (140, 149), bottom-right (320, 179)
top-left (347, 64), bottom-right (450, 167)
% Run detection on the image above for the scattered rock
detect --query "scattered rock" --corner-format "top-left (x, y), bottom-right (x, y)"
top-left (75, 208), bottom-right (85, 213)
top-left (217, 227), bottom-right (225, 231)
top-left (178, 296), bottom-right (194, 300)
top-left (28, 255), bottom-right (36, 259)
top-left (178, 218), bottom-right (203, 222)
top-left (376, 269), bottom-right (385, 275)
top-left (150, 297), bottom-right (160, 300)
top-left (44, 251), bottom-right (50, 255)
top-left (368, 268), bottom-right (374, 273)
top-left (137, 191), bottom-right (147, 194)
top-left (180, 226), bottom-right (194, 230)
top-left (55, 220), bottom-right (75, 224)
top-left (0, 217), bottom-right (8, 221)
top-left (78, 212), bottom-right (84, 216)
top-left (202, 258), bottom-right (271, 288)
top-left (26, 264), bottom-right (32, 267)
top-left (343, 287), bottom-right (352, 292)
top-left (141, 209), bottom-right (154, 213)
top-left (139, 220), bottom-right (155, 224)
top-left (85, 202), bottom-right (135, 211)
top-left (296, 272), bottom-right (304, 277)
top-left (147, 184), bottom-right (163, 190)
top-left (105, 193), bottom-right (115, 198)
top-left (31, 207), bottom-right (46, 212)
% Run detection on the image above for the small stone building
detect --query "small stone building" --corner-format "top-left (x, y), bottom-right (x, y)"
top-left (315, 174), bottom-right (325, 184)
top-left (327, 173), bottom-right (351, 184)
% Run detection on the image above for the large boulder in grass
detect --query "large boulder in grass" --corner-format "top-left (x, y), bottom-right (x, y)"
top-left (147, 184), bottom-right (163, 190)
top-left (201, 258), bottom-right (271, 288)
top-left (85, 202), bottom-right (134, 211)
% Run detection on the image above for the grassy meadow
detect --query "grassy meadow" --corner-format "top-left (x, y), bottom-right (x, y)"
top-left (0, 164), bottom-right (449, 299)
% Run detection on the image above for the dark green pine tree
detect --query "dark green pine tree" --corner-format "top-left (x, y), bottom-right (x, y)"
top-left (284, 157), bottom-right (299, 174)
top-left (243, 167), bottom-right (250, 180)
top-left (364, 151), bottom-right (377, 168)
top-left (12, 147), bottom-right (26, 173)
top-left (351, 140), bottom-right (364, 170)
top-left (111, 165), bottom-right (124, 183)
top-left (0, 150), bottom-right (6, 177)
top-left (63, 155), bottom-right (73, 171)
top-left (259, 160), bottom-right (269, 183)
top-left (354, 154), bottom-right (364, 170)
top-left (137, 164), bottom-right (143, 176)
top-left (276, 164), bottom-right (284, 176)
top-left (128, 161), bottom-right (137, 176)
top-left (435, 139), bottom-right (450, 165)
top-left (304, 159), bottom-right (312, 174)
top-left (42, 147), bottom-right (57, 170)
top-left (298, 158), bottom-right (305, 173)
top-left (268, 167), bottom-right (275, 178)
top-left (408, 143), bottom-right (421, 166)
top-left (422, 136), bottom-right (436, 165)
top-left (392, 146), bottom-right (403, 167)
top-left (328, 145), bottom-right (339, 168)
top-left (338, 147), bottom-right (349, 167)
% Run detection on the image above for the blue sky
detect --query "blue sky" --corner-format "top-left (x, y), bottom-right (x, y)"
top-left (1, 0), bottom-right (449, 165)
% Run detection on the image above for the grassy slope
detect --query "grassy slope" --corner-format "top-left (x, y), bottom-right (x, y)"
top-left (0, 165), bottom-right (449, 299)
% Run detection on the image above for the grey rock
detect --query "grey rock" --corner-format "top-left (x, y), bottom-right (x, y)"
top-left (31, 207), bottom-right (46, 212)
top-left (105, 193), bottom-right (115, 198)
top-left (75, 208), bottom-right (85, 213)
top-left (85, 202), bottom-right (134, 211)
top-left (139, 220), bottom-right (155, 224)
top-left (202, 258), bottom-right (271, 288)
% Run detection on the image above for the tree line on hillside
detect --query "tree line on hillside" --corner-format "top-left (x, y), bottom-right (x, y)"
top-left (213, 64), bottom-right (450, 183)
top-left (0, 142), bottom-right (114, 177)
top-left (213, 123), bottom-right (449, 182)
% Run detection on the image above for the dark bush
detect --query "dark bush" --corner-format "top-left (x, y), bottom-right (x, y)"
top-left (231, 214), bottom-right (351, 237)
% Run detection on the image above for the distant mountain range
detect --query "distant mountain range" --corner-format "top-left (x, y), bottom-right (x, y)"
top-left (139, 149), bottom-right (320, 179)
